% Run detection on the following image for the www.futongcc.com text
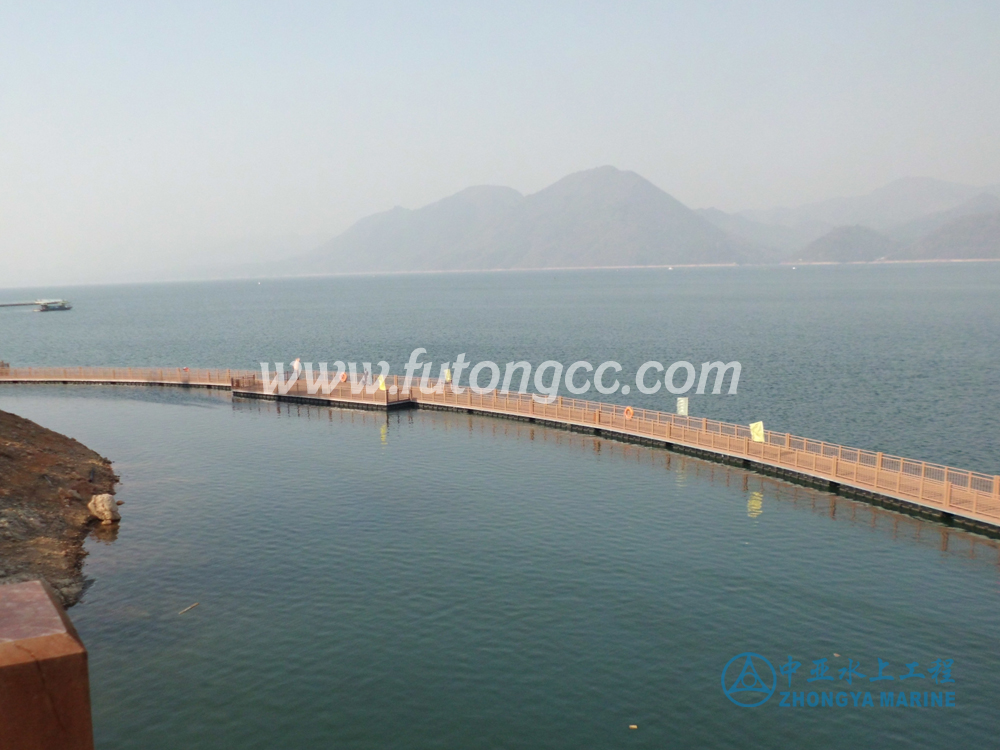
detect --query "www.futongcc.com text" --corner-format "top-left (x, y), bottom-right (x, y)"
top-left (261, 349), bottom-right (740, 403)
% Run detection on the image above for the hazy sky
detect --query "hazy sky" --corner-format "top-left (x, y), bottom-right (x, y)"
top-left (2, 2), bottom-right (999, 287)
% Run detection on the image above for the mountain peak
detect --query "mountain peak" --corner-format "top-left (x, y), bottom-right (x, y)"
top-left (538, 165), bottom-right (660, 192)
top-left (302, 167), bottom-right (746, 273)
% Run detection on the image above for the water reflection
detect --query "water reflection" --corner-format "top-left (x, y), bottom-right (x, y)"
top-left (231, 397), bottom-right (1000, 569)
top-left (89, 523), bottom-right (120, 544)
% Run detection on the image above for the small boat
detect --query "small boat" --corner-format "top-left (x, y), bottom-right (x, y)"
top-left (0, 298), bottom-right (72, 312)
top-left (34, 299), bottom-right (72, 312)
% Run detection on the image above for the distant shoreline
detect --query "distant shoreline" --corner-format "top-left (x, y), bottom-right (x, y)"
top-left (779, 257), bottom-right (1000, 267)
top-left (266, 256), bottom-right (1000, 281)
top-left (6, 256), bottom-right (1000, 292)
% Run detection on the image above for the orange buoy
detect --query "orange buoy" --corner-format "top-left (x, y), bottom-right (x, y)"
top-left (340, 372), bottom-right (347, 382)
top-left (624, 406), bottom-right (634, 419)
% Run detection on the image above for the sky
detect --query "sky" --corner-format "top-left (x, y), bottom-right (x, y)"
top-left (1, 1), bottom-right (999, 287)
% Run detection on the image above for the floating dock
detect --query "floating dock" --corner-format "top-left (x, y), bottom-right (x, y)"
top-left (1, 365), bottom-right (998, 534)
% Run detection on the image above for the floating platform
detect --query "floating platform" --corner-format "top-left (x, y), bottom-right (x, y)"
top-left (2, 366), bottom-right (998, 535)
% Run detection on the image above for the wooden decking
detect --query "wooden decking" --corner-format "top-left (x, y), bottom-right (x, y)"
top-left (0, 366), bottom-right (242, 389)
top-left (3, 366), bottom-right (999, 532)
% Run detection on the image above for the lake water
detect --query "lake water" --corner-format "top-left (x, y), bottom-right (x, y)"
top-left (1, 264), bottom-right (999, 748)
top-left (3, 263), bottom-right (999, 472)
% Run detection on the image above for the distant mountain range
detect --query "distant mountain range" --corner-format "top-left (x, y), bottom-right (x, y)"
top-left (298, 167), bottom-right (750, 273)
top-left (287, 167), bottom-right (1000, 274)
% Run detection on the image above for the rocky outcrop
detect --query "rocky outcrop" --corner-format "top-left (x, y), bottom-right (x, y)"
top-left (0, 409), bottom-right (119, 606)
top-left (87, 494), bottom-right (121, 525)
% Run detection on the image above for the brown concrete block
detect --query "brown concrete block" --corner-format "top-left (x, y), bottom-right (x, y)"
top-left (0, 580), bottom-right (94, 750)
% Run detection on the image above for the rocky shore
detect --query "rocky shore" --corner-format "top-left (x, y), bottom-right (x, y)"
top-left (0, 409), bottom-right (119, 606)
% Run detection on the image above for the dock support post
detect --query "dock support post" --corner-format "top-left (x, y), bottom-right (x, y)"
top-left (0, 580), bottom-right (94, 750)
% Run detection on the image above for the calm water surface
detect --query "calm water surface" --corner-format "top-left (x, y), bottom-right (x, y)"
top-left (1, 265), bottom-right (998, 748)
top-left (0, 387), bottom-right (997, 749)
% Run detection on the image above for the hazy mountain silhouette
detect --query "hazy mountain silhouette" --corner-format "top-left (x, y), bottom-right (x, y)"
top-left (280, 169), bottom-right (1000, 277)
top-left (893, 211), bottom-right (1000, 260)
top-left (739, 177), bottom-right (1000, 232)
top-left (303, 185), bottom-right (524, 272)
top-left (783, 209), bottom-right (1000, 264)
top-left (791, 226), bottom-right (901, 263)
top-left (300, 167), bottom-right (751, 273)
top-left (696, 207), bottom-right (827, 258)
top-left (885, 193), bottom-right (1000, 245)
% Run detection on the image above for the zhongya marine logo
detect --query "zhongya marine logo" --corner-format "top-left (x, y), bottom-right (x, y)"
top-left (722, 653), bottom-right (957, 708)
top-left (722, 653), bottom-right (777, 707)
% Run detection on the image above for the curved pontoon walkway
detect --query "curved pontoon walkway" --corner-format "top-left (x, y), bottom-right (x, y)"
top-left (3, 366), bottom-right (998, 534)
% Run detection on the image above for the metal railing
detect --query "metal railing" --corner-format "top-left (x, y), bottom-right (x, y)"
top-left (231, 371), bottom-right (411, 407)
top-left (404, 380), bottom-right (1000, 526)
top-left (3, 366), bottom-right (998, 526)
top-left (0, 366), bottom-right (249, 388)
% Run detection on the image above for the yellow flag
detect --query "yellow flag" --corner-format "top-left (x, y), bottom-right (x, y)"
top-left (749, 421), bottom-right (765, 443)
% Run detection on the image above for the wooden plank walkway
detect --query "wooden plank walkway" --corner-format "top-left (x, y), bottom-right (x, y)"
top-left (0, 366), bottom-right (246, 389)
top-left (3, 366), bottom-right (999, 532)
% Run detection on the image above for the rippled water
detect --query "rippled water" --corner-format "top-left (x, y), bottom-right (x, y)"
top-left (3, 263), bottom-right (999, 472)
top-left (1, 265), bottom-right (999, 748)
